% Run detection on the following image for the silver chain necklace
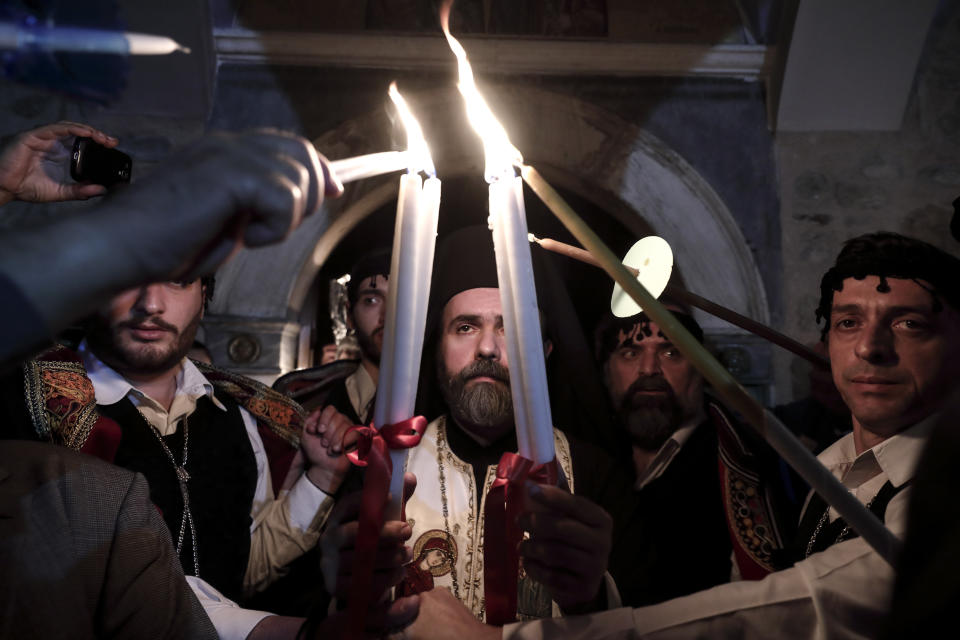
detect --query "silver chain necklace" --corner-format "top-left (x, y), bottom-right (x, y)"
top-left (805, 493), bottom-right (877, 558)
top-left (141, 412), bottom-right (200, 577)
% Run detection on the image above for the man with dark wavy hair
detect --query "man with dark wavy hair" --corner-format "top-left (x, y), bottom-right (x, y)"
top-left (399, 230), bottom-right (960, 640)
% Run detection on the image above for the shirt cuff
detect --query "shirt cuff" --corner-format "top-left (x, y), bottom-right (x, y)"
top-left (186, 575), bottom-right (273, 640)
top-left (287, 473), bottom-right (335, 532)
top-left (603, 571), bottom-right (622, 609)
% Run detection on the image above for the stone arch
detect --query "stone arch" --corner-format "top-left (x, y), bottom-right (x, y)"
top-left (205, 85), bottom-right (769, 392)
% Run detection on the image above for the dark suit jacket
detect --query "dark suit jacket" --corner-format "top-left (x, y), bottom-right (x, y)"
top-left (0, 441), bottom-right (217, 640)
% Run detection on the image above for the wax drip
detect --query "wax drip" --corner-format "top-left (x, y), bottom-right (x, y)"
top-left (876, 275), bottom-right (891, 293)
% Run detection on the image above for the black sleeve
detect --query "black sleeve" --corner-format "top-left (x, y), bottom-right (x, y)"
top-left (0, 360), bottom-right (42, 441)
top-left (566, 433), bottom-right (638, 599)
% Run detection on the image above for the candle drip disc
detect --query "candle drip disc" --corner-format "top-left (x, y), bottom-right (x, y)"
top-left (610, 236), bottom-right (674, 318)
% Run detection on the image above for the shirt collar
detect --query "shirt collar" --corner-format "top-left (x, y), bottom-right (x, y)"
top-left (635, 407), bottom-right (706, 490)
top-left (345, 363), bottom-right (377, 423)
top-left (817, 412), bottom-right (937, 489)
top-left (78, 339), bottom-right (225, 411)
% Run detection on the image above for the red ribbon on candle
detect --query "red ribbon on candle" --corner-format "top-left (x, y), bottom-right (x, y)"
top-left (344, 416), bottom-right (427, 638)
top-left (483, 452), bottom-right (559, 625)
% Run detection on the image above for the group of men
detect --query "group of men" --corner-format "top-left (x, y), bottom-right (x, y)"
top-left (1, 119), bottom-right (957, 640)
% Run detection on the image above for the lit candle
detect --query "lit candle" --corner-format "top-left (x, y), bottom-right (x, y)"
top-left (0, 23), bottom-right (190, 55)
top-left (329, 151), bottom-right (411, 185)
top-left (372, 83), bottom-right (440, 519)
top-left (124, 32), bottom-right (191, 55)
top-left (489, 176), bottom-right (554, 462)
top-left (441, 9), bottom-right (554, 464)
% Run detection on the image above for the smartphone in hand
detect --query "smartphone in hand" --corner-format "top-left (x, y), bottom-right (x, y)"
top-left (71, 137), bottom-right (132, 187)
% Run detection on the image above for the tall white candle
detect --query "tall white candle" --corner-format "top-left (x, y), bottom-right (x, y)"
top-left (411, 176), bottom-right (442, 369)
top-left (374, 172), bottom-right (421, 518)
top-left (489, 175), bottom-right (555, 464)
top-left (489, 182), bottom-right (532, 459)
top-left (438, 3), bottom-right (555, 466)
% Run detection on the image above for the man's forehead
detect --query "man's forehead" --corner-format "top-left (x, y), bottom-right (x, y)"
top-left (358, 274), bottom-right (389, 291)
top-left (832, 275), bottom-right (938, 311)
top-left (443, 287), bottom-right (502, 320)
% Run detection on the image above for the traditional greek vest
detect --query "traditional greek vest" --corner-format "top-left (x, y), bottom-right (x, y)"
top-left (19, 346), bottom-right (305, 600)
top-left (100, 395), bottom-right (257, 600)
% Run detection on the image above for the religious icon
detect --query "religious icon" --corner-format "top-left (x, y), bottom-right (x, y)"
top-left (396, 529), bottom-right (458, 596)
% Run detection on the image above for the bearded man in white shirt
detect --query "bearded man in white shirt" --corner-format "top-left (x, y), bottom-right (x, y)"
top-left (396, 231), bottom-right (960, 640)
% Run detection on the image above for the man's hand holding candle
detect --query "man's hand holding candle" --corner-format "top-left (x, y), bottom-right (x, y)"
top-left (320, 473), bottom-right (419, 624)
top-left (519, 482), bottom-right (614, 612)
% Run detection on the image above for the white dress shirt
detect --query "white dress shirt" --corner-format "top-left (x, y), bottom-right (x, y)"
top-left (502, 415), bottom-right (934, 640)
top-left (79, 341), bottom-right (334, 640)
top-left (344, 362), bottom-right (377, 424)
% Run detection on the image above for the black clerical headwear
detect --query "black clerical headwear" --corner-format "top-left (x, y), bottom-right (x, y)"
top-left (417, 223), bottom-right (618, 454)
top-left (426, 224), bottom-right (552, 334)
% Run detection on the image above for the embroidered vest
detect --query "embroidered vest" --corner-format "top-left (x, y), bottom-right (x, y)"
top-left (100, 395), bottom-right (257, 601)
top-left (18, 346), bottom-right (308, 601)
top-left (713, 401), bottom-right (795, 579)
top-left (21, 346), bottom-right (303, 494)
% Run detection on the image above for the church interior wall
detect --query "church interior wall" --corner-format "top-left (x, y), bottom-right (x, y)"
top-left (0, 0), bottom-right (957, 405)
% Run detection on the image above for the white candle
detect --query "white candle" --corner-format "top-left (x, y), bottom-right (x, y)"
top-left (124, 32), bottom-right (191, 55)
top-left (375, 171), bottom-right (443, 519)
top-left (0, 24), bottom-right (190, 55)
top-left (411, 176), bottom-right (442, 369)
top-left (489, 183), bottom-right (532, 459)
top-left (489, 174), bottom-right (555, 464)
top-left (329, 151), bottom-right (411, 185)
top-left (438, 4), bottom-right (555, 466)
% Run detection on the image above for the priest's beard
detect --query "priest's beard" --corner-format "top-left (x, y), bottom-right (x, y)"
top-left (619, 376), bottom-right (683, 451)
top-left (86, 310), bottom-right (201, 377)
top-left (438, 357), bottom-right (514, 441)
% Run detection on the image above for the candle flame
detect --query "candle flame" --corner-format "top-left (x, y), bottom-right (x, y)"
top-left (388, 81), bottom-right (436, 177)
top-left (440, 0), bottom-right (522, 182)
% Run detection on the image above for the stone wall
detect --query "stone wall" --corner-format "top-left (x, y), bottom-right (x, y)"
top-left (775, 3), bottom-right (960, 401)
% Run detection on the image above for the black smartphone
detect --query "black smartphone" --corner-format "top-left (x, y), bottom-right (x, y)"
top-left (71, 137), bottom-right (132, 187)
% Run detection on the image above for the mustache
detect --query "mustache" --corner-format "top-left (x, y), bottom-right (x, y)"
top-left (622, 376), bottom-right (675, 412)
top-left (119, 316), bottom-right (178, 334)
top-left (627, 376), bottom-right (673, 395)
top-left (458, 360), bottom-right (510, 384)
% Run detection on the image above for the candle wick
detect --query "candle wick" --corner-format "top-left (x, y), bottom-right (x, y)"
top-left (528, 233), bottom-right (541, 244)
top-left (177, 45), bottom-right (191, 54)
